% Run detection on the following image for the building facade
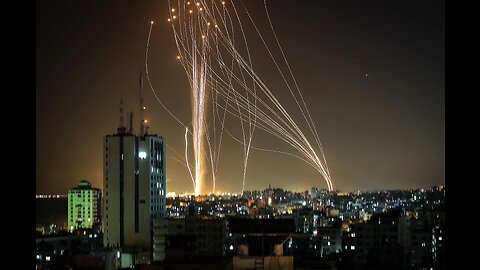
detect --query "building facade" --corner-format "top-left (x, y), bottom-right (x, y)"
top-left (67, 180), bottom-right (101, 231)
top-left (102, 125), bottom-right (166, 251)
top-left (346, 210), bottom-right (403, 270)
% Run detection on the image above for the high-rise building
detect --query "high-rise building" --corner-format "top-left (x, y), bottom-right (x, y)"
top-left (103, 85), bottom-right (167, 260)
top-left (103, 124), bottom-right (166, 251)
top-left (68, 180), bottom-right (101, 231)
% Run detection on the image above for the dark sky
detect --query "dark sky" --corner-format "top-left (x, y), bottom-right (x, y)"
top-left (36, 0), bottom-right (444, 195)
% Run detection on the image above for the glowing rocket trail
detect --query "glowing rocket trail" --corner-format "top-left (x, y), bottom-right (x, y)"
top-left (157, 0), bottom-right (334, 193)
top-left (191, 42), bottom-right (208, 196)
top-left (185, 127), bottom-right (196, 190)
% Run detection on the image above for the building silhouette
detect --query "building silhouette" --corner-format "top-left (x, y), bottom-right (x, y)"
top-left (102, 91), bottom-right (166, 263)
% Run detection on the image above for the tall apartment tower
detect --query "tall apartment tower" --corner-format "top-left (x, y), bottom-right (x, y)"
top-left (68, 180), bottom-right (102, 231)
top-left (103, 74), bottom-right (166, 253)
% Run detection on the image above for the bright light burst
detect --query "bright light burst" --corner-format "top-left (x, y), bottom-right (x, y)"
top-left (146, 0), bottom-right (334, 194)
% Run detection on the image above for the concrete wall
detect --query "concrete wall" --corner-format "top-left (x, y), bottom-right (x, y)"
top-left (233, 256), bottom-right (293, 270)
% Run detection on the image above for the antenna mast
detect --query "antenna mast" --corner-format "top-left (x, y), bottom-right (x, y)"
top-left (140, 71), bottom-right (145, 137)
top-left (129, 112), bottom-right (133, 133)
top-left (119, 99), bottom-right (125, 128)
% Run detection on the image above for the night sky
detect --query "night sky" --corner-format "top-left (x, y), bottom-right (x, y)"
top-left (36, 0), bottom-right (444, 195)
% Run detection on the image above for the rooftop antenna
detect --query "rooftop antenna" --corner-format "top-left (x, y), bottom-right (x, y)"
top-left (119, 98), bottom-right (125, 128)
top-left (129, 111), bottom-right (133, 133)
top-left (140, 71), bottom-right (145, 137)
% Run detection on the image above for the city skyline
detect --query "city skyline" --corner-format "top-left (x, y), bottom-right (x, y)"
top-left (37, 0), bottom-right (444, 195)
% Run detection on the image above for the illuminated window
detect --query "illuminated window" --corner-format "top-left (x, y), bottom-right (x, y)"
top-left (139, 151), bottom-right (147, 159)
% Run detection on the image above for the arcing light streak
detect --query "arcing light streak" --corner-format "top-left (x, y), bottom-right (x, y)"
top-left (167, 0), bottom-right (256, 195)
top-left (171, 1), bottom-right (256, 192)
top-left (193, 31), bottom-right (334, 191)
top-left (147, 20), bottom-right (207, 194)
top-left (157, 0), bottom-right (333, 193)
top-left (145, 21), bottom-right (187, 130)
top-left (191, 40), bottom-right (207, 196)
top-left (262, 0), bottom-right (330, 178)
top-left (146, 21), bottom-right (200, 190)
top-left (185, 127), bottom-right (196, 190)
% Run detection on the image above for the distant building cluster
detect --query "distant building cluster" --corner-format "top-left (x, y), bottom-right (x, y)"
top-left (164, 185), bottom-right (445, 269)
top-left (37, 182), bottom-right (445, 270)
